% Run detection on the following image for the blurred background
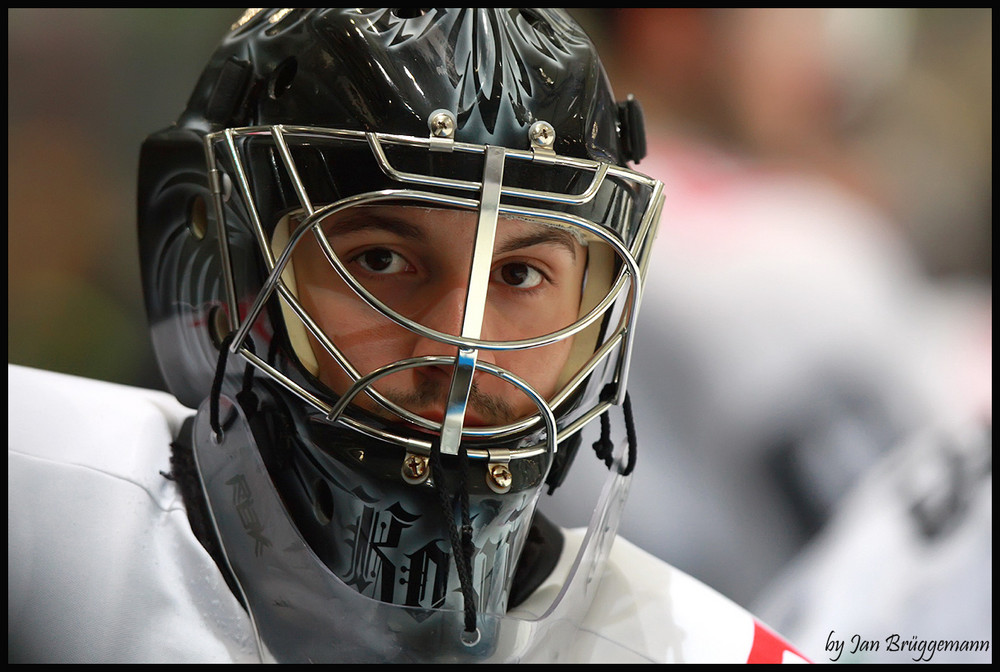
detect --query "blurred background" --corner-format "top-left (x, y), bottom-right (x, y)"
top-left (9, 8), bottom-right (239, 390)
top-left (9, 8), bottom-right (992, 662)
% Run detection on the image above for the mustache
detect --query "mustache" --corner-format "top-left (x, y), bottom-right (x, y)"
top-left (384, 378), bottom-right (517, 426)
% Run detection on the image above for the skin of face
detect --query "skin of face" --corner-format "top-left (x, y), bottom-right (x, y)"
top-left (292, 205), bottom-right (587, 427)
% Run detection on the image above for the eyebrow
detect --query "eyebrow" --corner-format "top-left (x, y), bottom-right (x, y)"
top-left (495, 227), bottom-right (580, 260)
top-left (323, 210), bottom-right (579, 260)
top-left (322, 211), bottom-right (426, 241)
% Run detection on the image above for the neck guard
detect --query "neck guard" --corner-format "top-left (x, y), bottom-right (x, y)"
top-left (184, 393), bottom-right (632, 662)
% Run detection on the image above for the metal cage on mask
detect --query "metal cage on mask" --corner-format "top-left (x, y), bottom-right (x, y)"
top-left (205, 119), bottom-right (662, 466)
top-left (199, 116), bottom-right (662, 647)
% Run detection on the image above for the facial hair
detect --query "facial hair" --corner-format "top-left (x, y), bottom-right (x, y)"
top-left (385, 377), bottom-right (518, 426)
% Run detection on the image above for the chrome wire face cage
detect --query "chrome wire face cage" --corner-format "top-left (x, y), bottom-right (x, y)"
top-left (204, 123), bottom-right (663, 465)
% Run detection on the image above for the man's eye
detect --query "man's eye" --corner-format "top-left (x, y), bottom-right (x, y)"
top-left (354, 248), bottom-right (408, 274)
top-left (494, 262), bottom-right (544, 289)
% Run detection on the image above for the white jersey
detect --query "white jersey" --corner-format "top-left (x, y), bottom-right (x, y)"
top-left (8, 364), bottom-right (807, 663)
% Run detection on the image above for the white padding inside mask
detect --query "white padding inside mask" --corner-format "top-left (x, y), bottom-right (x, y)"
top-left (271, 215), bottom-right (320, 375)
top-left (557, 240), bottom-right (614, 390)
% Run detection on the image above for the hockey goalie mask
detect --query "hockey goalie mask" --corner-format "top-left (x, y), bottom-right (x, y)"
top-left (138, 8), bottom-right (662, 663)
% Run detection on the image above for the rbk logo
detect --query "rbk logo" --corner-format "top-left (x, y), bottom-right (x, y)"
top-left (226, 474), bottom-right (272, 557)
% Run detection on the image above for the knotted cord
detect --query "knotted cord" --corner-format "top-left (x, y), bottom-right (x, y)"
top-left (591, 391), bottom-right (638, 475)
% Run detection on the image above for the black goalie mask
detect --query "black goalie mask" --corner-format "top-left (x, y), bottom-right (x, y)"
top-left (138, 8), bottom-right (662, 663)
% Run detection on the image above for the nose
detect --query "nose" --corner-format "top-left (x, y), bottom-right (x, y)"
top-left (413, 284), bottom-right (466, 339)
top-left (407, 284), bottom-right (497, 370)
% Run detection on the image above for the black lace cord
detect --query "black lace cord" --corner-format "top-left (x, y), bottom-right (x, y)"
top-left (622, 391), bottom-right (638, 476)
top-left (592, 411), bottom-right (615, 467)
top-left (209, 331), bottom-right (258, 440)
top-left (458, 445), bottom-right (477, 638)
top-left (591, 391), bottom-right (638, 475)
top-left (430, 440), bottom-right (479, 641)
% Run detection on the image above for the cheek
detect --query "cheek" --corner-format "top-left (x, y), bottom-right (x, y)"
top-left (482, 282), bottom-right (582, 403)
top-left (298, 282), bottom-right (413, 383)
top-left (494, 338), bottom-right (573, 402)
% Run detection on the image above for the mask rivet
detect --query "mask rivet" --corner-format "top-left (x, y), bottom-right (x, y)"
top-left (428, 109), bottom-right (457, 139)
top-left (486, 463), bottom-right (513, 494)
top-left (528, 120), bottom-right (556, 151)
top-left (402, 453), bottom-right (430, 484)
